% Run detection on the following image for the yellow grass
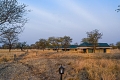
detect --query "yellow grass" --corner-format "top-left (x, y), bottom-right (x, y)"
top-left (0, 49), bottom-right (26, 63)
top-left (0, 49), bottom-right (120, 80)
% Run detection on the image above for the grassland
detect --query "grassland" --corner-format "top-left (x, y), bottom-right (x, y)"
top-left (0, 49), bottom-right (120, 80)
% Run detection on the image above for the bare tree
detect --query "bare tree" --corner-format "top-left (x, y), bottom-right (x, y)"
top-left (0, 28), bottom-right (19, 52)
top-left (0, 0), bottom-right (28, 36)
top-left (86, 29), bottom-right (103, 53)
top-left (0, 0), bottom-right (28, 51)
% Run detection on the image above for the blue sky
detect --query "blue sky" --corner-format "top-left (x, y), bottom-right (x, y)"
top-left (18, 0), bottom-right (120, 45)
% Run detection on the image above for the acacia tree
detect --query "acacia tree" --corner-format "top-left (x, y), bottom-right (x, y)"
top-left (19, 42), bottom-right (26, 51)
top-left (54, 37), bottom-right (63, 52)
top-left (87, 29), bottom-right (103, 53)
top-left (30, 44), bottom-right (36, 49)
top-left (38, 39), bottom-right (48, 51)
top-left (48, 37), bottom-right (63, 52)
top-left (48, 37), bottom-right (56, 48)
top-left (16, 42), bottom-right (28, 51)
top-left (61, 36), bottom-right (72, 51)
top-left (35, 41), bottom-right (40, 49)
top-left (81, 38), bottom-right (90, 43)
top-left (48, 37), bottom-right (58, 52)
top-left (0, 28), bottom-right (19, 52)
top-left (0, 0), bottom-right (28, 51)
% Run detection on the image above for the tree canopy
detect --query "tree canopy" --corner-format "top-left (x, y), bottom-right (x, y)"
top-left (81, 38), bottom-right (90, 43)
top-left (86, 29), bottom-right (103, 53)
top-left (48, 37), bottom-right (63, 52)
top-left (39, 39), bottom-right (48, 51)
top-left (61, 36), bottom-right (72, 51)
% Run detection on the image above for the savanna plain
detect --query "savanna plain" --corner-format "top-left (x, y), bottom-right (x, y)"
top-left (0, 49), bottom-right (120, 80)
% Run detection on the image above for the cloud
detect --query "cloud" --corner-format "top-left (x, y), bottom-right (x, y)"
top-left (28, 5), bottom-right (77, 27)
top-left (55, 0), bottom-right (102, 26)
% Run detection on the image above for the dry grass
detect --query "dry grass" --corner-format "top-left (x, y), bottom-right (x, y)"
top-left (0, 49), bottom-right (26, 63)
top-left (0, 49), bottom-right (120, 80)
top-left (74, 59), bottom-right (120, 80)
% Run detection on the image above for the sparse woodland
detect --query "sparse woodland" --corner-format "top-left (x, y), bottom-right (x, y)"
top-left (0, 0), bottom-right (120, 80)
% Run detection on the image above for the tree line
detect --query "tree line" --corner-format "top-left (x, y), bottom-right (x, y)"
top-left (31, 36), bottom-right (72, 52)
top-left (1, 28), bottom-right (120, 52)
top-left (28, 29), bottom-right (120, 52)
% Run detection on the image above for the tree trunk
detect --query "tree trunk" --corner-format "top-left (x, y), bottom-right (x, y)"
top-left (93, 45), bottom-right (96, 53)
top-left (65, 48), bottom-right (66, 52)
top-left (9, 48), bottom-right (11, 52)
top-left (57, 47), bottom-right (59, 52)
top-left (20, 47), bottom-right (23, 51)
top-left (9, 45), bottom-right (12, 52)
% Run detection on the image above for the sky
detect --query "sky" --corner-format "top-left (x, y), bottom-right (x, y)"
top-left (18, 0), bottom-right (120, 45)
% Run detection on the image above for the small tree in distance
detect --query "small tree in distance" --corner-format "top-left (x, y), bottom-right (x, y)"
top-left (0, 28), bottom-right (19, 52)
top-left (86, 29), bottom-right (103, 53)
top-left (109, 43), bottom-right (117, 49)
top-left (39, 39), bottom-right (48, 51)
top-left (48, 37), bottom-right (63, 52)
top-left (62, 36), bottom-right (72, 51)
top-left (81, 38), bottom-right (90, 43)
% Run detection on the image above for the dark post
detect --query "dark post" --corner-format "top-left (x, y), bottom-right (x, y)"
top-left (59, 64), bottom-right (64, 80)
top-left (60, 74), bottom-right (62, 80)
